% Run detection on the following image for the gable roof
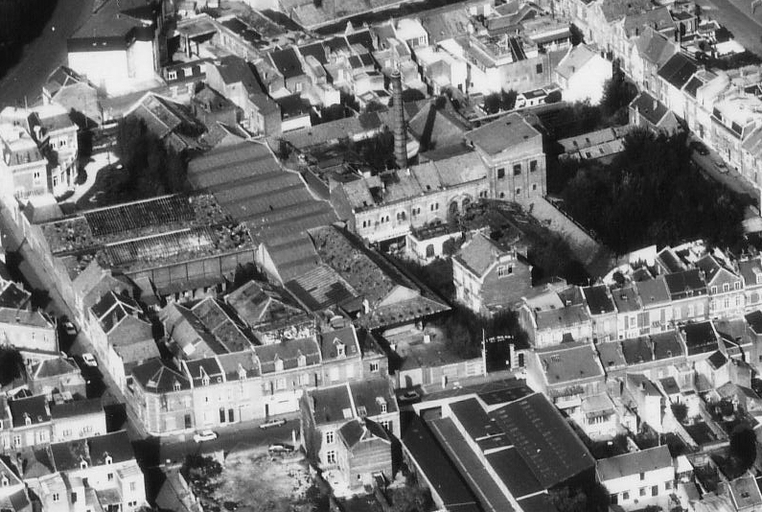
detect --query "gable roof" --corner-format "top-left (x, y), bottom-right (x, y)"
top-left (318, 326), bottom-right (360, 361)
top-left (454, 232), bottom-right (506, 277)
top-left (657, 53), bottom-right (698, 90)
top-left (465, 113), bottom-right (540, 156)
top-left (596, 445), bottom-right (672, 481)
top-left (9, 395), bottom-right (50, 428)
top-left (269, 47), bottom-right (304, 79)
top-left (630, 92), bottom-right (671, 126)
top-left (582, 285), bottom-right (616, 315)
top-left (598, 0), bottom-right (653, 22)
top-left (635, 27), bottom-right (676, 66)
top-left (31, 357), bottom-right (80, 379)
top-left (555, 44), bottom-right (598, 80)
top-left (225, 280), bottom-right (307, 328)
top-left (131, 358), bottom-right (191, 393)
top-left (253, 337), bottom-right (321, 373)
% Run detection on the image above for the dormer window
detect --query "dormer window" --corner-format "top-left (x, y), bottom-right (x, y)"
top-left (377, 396), bottom-right (387, 413)
top-left (202, 375), bottom-right (210, 386)
top-left (80, 460), bottom-right (88, 470)
top-left (104, 454), bottom-right (112, 465)
top-left (24, 414), bottom-right (31, 427)
top-left (297, 352), bottom-right (306, 367)
top-left (238, 365), bottom-right (247, 380)
top-left (275, 356), bottom-right (284, 372)
top-left (357, 406), bottom-right (367, 417)
top-left (1, 474), bottom-right (8, 487)
top-left (336, 342), bottom-right (345, 358)
top-left (173, 380), bottom-right (181, 392)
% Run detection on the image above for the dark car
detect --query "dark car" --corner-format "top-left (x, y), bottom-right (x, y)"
top-left (690, 140), bottom-right (709, 155)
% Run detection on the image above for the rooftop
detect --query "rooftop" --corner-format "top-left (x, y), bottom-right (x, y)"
top-left (596, 445), bottom-right (672, 481)
top-left (582, 285), bottom-right (616, 315)
top-left (536, 342), bottom-right (604, 385)
top-left (465, 113), bottom-right (540, 156)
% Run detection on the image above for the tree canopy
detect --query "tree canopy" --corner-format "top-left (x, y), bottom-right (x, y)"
top-left (114, 117), bottom-right (189, 202)
top-left (0, 346), bottom-right (24, 386)
top-left (560, 128), bottom-right (745, 255)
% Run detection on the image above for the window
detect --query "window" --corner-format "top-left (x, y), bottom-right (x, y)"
top-left (622, 492), bottom-right (629, 501)
top-left (710, 286), bottom-right (717, 294)
top-left (369, 362), bottom-right (379, 373)
top-left (326, 431), bottom-right (335, 444)
top-left (326, 451), bottom-right (337, 464)
top-left (220, 408), bottom-right (226, 423)
top-left (275, 357), bottom-right (284, 372)
top-left (497, 168), bottom-right (505, 179)
top-left (298, 353), bottom-right (307, 367)
top-left (380, 419), bottom-right (391, 430)
top-left (516, 188), bottom-right (521, 196)
top-left (80, 460), bottom-right (88, 469)
top-left (532, 183), bottom-right (537, 191)
top-left (53, 494), bottom-right (60, 503)
top-left (130, 482), bottom-right (137, 492)
top-left (397, 211), bottom-right (406, 221)
top-left (497, 265), bottom-right (513, 277)
top-left (71, 492), bottom-right (77, 503)
top-left (735, 281), bottom-right (741, 290)
top-left (202, 375), bottom-right (210, 386)
top-left (639, 472), bottom-right (645, 481)
top-left (536, 63), bottom-right (543, 74)
top-left (430, 202), bottom-right (439, 211)
top-left (105, 455), bottom-right (112, 465)
top-left (530, 160), bottom-right (537, 172)
top-left (275, 378), bottom-right (286, 390)
top-left (295, 82), bottom-right (303, 92)
top-left (108, 473), bottom-right (114, 482)
top-left (639, 488), bottom-right (646, 497)
top-left (513, 164), bottom-right (521, 176)
top-left (13, 436), bottom-right (20, 447)
top-left (665, 481), bottom-right (672, 490)
top-left (167, 70), bottom-right (177, 80)
top-left (33, 171), bottom-right (41, 183)
top-left (337, 343), bottom-right (345, 357)
top-left (651, 485), bottom-right (658, 496)
top-left (723, 283), bottom-right (730, 292)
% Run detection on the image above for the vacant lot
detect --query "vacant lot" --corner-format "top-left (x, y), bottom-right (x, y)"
top-left (213, 448), bottom-right (314, 512)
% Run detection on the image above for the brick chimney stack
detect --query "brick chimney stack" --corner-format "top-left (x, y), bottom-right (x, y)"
top-left (391, 68), bottom-right (407, 169)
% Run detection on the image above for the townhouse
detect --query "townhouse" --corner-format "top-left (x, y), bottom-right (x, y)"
top-left (452, 232), bottom-right (532, 316)
top-left (697, 254), bottom-right (745, 319)
top-left (583, 284), bottom-right (618, 343)
top-left (597, 446), bottom-right (675, 510)
top-left (300, 378), bottom-right (399, 474)
top-left (519, 287), bottom-right (592, 347)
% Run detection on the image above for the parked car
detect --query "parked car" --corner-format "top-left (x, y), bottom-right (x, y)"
top-left (268, 443), bottom-right (295, 454)
top-left (259, 418), bottom-right (287, 430)
top-left (398, 390), bottom-right (421, 403)
top-left (690, 140), bottom-right (709, 155)
top-left (62, 321), bottom-right (77, 336)
top-left (714, 158), bottom-right (729, 173)
top-left (193, 430), bottom-right (218, 443)
top-left (82, 353), bottom-right (98, 367)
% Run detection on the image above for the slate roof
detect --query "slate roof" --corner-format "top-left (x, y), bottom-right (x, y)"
top-left (9, 395), bottom-right (50, 428)
top-left (746, 310), bottom-right (762, 334)
top-left (582, 285), bottom-right (616, 315)
top-left (51, 431), bottom-right (134, 471)
top-left (318, 326), bottom-right (360, 361)
top-left (623, 7), bottom-right (674, 37)
top-left (738, 257), bottom-right (762, 288)
top-left (664, 269), bottom-right (706, 299)
top-left (634, 276), bottom-right (671, 307)
top-left (191, 297), bottom-right (254, 353)
top-left (269, 47), bottom-right (305, 79)
top-left (0, 281), bottom-right (31, 309)
top-left (308, 378), bottom-right (397, 426)
top-left (454, 232), bottom-right (505, 277)
top-left (50, 399), bottom-right (103, 419)
top-left (555, 44), bottom-right (597, 80)
top-left (680, 321), bottom-right (718, 356)
top-left (131, 358), bottom-right (191, 393)
top-left (596, 445), bottom-right (672, 481)
top-left (253, 337), bottom-right (321, 374)
top-left (225, 280), bottom-right (307, 328)
top-left (184, 357), bottom-right (224, 387)
top-left (657, 53), bottom-right (698, 90)
top-left (635, 27), bottom-right (676, 66)
top-left (465, 113), bottom-right (540, 156)
top-left (630, 92), bottom-right (671, 126)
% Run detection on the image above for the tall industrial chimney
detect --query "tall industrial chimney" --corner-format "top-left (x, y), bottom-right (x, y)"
top-left (391, 68), bottom-right (407, 169)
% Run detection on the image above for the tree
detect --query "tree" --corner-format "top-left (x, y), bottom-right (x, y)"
top-left (483, 93), bottom-right (501, 115)
top-left (601, 72), bottom-right (637, 119)
top-left (0, 346), bottom-right (24, 386)
top-left (729, 425), bottom-right (757, 475)
top-left (550, 487), bottom-right (589, 512)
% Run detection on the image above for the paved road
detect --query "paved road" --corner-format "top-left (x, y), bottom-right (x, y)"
top-left (0, 0), bottom-right (94, 106)
top-left (697, 0), bottom-right (762, 56)
top-left (154, 419), bottom-right (299, 466)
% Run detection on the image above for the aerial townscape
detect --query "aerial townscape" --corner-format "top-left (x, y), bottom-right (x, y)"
top-left (3, 0), bottom-right (762, 510)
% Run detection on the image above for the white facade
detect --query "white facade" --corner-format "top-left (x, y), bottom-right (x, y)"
top-left (597, 446), bottom-right (675, 511)
top-left (68, 39), bottom-right (156, 94)
top-left (556, 50), bottom-right (612, 104)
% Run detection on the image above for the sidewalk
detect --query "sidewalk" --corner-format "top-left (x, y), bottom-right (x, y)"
top-left (0, 201), bottom-right (149, 440)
